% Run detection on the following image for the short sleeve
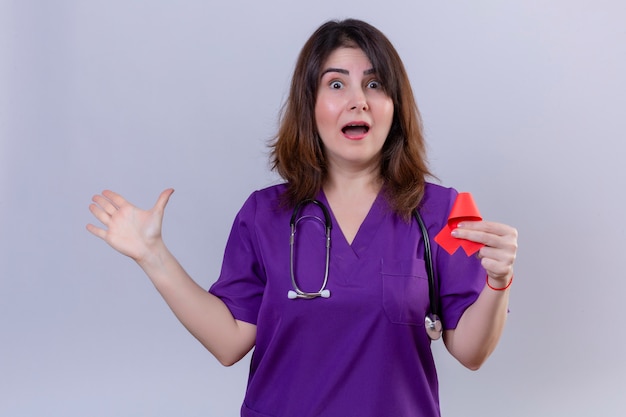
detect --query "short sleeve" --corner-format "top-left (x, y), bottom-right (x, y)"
top-left (423, 185), bottom-right (485, 330)
top-left (437, 247), bottom-right (484, 330)
top-left (209, 192), bottom-right (266, 325)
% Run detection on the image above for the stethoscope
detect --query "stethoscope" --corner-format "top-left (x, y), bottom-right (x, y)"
top-left (288, 199), bottom-right (332, 300)
top-left (287, 199), bottom-right (442, 340)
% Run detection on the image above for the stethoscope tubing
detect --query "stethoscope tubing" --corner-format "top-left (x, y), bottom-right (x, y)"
top-left (288, 199), bottom-right (442, 340)
top-left (413, 209), bottom-right (442, 340)
top-left (289, 200), bottom-right (332, 299)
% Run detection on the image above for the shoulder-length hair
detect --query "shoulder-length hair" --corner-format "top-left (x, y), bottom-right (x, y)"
top-left (270, 19), bottom-right (433, 219)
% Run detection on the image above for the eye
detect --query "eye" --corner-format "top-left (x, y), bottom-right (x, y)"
top-left (367, 80), bottom-right (381, 89)
top-left (330, 81), bottom-right (344, 89)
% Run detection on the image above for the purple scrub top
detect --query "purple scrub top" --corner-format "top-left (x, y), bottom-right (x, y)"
top-left (210, 183), bottom-right (485, 417)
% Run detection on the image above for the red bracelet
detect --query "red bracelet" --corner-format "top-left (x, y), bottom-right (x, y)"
top-left (486, 274), bottom-right (514, 291)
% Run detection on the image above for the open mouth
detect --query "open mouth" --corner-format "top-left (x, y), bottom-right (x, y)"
top-left (341, 123), bottom-right (370, 136)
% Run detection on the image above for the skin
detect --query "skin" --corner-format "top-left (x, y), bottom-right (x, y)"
top-left (445, 221), bottom-right (516, 370)
top-left (315, 47), bottom-right (393, 176)
top-left (87, 46), bottom-right (518, 371)
top-left (314, 47), bottom-right (394, 244)
top-left (87, 188), bottom-right (256, 366)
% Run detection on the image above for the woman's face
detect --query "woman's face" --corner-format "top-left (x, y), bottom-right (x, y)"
top-left (314, 47), bottom-right (394, 173)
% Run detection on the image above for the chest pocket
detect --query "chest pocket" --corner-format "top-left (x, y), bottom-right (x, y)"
top-left (381, 259), bottom-right (429, 326)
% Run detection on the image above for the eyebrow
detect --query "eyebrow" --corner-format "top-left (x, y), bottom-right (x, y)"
top-left (321, 67), bottom-right (376, 77)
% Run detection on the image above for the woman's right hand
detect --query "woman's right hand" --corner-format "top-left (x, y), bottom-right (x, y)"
top-left (87, 189), bottom-right (174, 263)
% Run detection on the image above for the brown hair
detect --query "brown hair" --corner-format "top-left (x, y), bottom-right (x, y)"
top-left (270, 19), bottom-right (433, 219)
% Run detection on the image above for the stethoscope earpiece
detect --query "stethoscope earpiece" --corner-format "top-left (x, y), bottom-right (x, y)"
top-left (287, 289), bottom-right (331, 300)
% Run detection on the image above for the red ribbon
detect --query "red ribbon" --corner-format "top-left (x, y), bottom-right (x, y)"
top-left (434, 192), bottom-right (484, 256)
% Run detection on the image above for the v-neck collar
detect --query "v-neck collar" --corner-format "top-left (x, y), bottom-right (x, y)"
top-left (317, 188), bottom-right (388, 260)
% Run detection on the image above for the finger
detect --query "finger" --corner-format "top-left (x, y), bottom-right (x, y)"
top-left (154, 188), bottom-right (175, 213)
top-left (453, 228), bottom-right (501, 247)
top-left (481, 257), bottom-right (513, 279)
top-left (478, 245), bottom-right (516, 266)
top-left (89, 202), bottom-right (112, 226)
top-left (478, 245), bottom-right (516, 279)
top-left (102, 190), bottom-right (129, 209)
top-left (455, 223), bottom-right (517, 249)
top-left (86, 223), bottom-right (107, 240)
top-left (92, 194), bottom-right (118, 216)
top-left (458, 221), bottom-right (517, 238)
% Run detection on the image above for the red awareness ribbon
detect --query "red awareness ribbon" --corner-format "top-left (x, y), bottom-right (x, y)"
top-left (434, 192), bottom-right (484, 256)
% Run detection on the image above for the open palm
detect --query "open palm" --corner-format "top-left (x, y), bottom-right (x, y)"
top-left (87, 189), bottom-right (174, 262)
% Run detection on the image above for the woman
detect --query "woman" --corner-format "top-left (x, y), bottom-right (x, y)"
top-left (87, 19), bottom-right (517, 416)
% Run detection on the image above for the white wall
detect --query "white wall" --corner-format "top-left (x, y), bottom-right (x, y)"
top-left (1, 1), bottom-right (624, 415)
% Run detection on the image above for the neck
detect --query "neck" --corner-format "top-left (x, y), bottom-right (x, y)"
top-left (323, 166), bottom-right (383, 198)
top-left (322, 166), bottom-right (383, 246)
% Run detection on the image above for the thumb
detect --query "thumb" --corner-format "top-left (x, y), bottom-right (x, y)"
top-left (154, 188), bottom-right (175, 213)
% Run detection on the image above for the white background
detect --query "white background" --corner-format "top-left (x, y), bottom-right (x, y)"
top-left (1, 1), bottom-right (625, 416)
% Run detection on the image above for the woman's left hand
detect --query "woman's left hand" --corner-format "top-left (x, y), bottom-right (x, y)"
top-left (452, 221), bottom-right (518, 285)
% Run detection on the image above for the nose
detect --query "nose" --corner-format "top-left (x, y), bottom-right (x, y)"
top-left (348, 88), bottom-right (369, 111)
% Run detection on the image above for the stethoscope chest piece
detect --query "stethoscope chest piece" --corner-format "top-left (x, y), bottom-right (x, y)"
top-left (425, 314), bottom-right (442, 340)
